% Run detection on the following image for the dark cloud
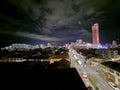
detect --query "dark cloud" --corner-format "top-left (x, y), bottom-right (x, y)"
top-left (0, 0), bottom-right (120, 47)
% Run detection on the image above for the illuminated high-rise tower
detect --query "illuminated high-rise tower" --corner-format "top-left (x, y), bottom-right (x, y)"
top-left (92, 23), bottom-right (99, 44)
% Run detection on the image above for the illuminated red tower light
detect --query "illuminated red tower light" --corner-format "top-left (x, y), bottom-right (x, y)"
top-left (92, 23), bottom-right (99, 44)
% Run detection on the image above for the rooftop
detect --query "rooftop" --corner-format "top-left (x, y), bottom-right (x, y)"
top-left (0, 62), bottom-right (87, 89)
top-left (101, 61), bottom-right (120, 72)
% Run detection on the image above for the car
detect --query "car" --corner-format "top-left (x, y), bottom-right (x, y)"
top-left (108, 82), bottom-right (120, 90)
top-left (82, 72), bottom-right (88, 79)
top-left (73, 54), bottom-right (79, 60)
top-left (87, 86), bottom-right (93, 90)
top-left (77, 60), bottom-right (82, 65)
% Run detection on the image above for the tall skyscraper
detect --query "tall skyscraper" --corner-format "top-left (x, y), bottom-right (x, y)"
top-left (92, 23), bottom-right (100, 44)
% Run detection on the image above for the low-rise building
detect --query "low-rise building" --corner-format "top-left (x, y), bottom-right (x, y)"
top-left (96, 49), bottom-right (118, 59)
top-left (100, 61), bottom-right (120, 88)
top-left (52, 56), bottom-right (69, 63)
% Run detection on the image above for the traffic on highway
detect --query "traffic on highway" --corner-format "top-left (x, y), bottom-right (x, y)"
top-left (68, 49), bottom-right (116, 90)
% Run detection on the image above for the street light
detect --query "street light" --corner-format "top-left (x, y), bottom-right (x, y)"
top-left (49, 54), bottom-right (53, 64)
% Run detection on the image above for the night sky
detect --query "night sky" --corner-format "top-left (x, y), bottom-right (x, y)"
top-left (0, 0), bottom-right (120, 47)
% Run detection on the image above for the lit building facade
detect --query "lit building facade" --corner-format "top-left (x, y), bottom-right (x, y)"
top-left (92, 23), bottom-right (100, 44)
top-left (96, 49), bottom-right (118, 59)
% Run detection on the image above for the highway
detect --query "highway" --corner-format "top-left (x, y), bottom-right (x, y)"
top-left (68, 49), bottom-right (114, 90)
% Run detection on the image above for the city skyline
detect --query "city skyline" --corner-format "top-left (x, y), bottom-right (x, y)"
top-left (0, 0), bottom-right (120, 47)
